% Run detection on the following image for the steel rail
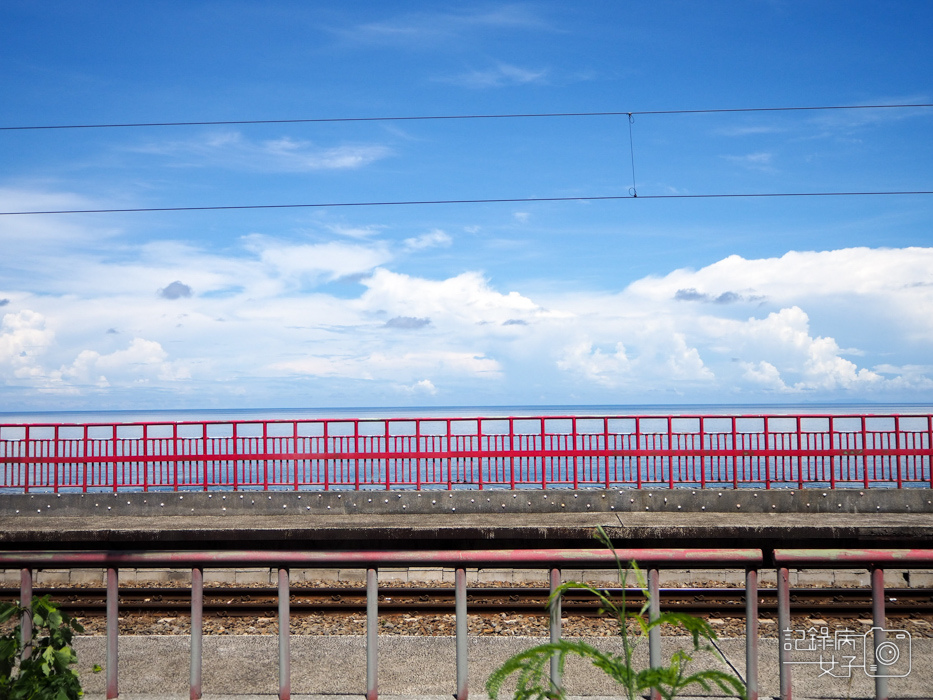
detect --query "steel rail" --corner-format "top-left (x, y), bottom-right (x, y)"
top-left (7, 585), bottom-right (932, 617)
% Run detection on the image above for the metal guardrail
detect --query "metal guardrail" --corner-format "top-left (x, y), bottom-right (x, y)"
top-left (1, 547), bottom-right (927, 700)
top-left (3, 548), bottom-right (763, 700)
top-left (1, 413), bottom-right (931, 492)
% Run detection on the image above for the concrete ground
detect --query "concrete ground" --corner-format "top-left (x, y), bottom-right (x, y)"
top-left (73, 634), bottom-right (933, 699)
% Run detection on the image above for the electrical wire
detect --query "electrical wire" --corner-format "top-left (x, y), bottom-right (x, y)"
top-left (0, 103), bottom-right (930, 132)
top-left (2, 191), bottom-right (931, 216)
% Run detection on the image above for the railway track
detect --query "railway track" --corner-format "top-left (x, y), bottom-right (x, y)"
top-left (4, 586), bottom-right (932, 617)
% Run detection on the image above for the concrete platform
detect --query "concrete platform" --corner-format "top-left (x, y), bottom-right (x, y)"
top-left (71, 634), bottom-right (933, 699)
top-left (2, 489), bottom-right (933, 551)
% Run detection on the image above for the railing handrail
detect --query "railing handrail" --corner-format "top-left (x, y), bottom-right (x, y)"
top-left (0, 547), bottom-right (765, 568)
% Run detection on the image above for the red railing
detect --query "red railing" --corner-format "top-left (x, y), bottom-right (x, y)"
top-left (1, 413), bottom-right (931, 492)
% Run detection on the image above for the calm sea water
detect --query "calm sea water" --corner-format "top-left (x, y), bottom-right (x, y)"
top-left (1, 403), bottom-right (931, 425)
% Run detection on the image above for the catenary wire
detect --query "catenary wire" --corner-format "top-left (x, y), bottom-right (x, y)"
top-left (0, 103), bottom-right (930, 131)
top-left (2, 191), bottom-right (932, 216)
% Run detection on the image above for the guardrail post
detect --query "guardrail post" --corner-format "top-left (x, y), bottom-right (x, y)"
top-left (190, 567), bottom-right (203, 700)
top-left (106, 567), bottom-right (119, 699)
top-left (19, 568), bottom-right (32, 657)
top-left (456, 567), bottom-right (468, 700)
top-left (549, 567), bottom-right (561, 689)
top-left (367, 567), bottom-right (378, 700)
top-left (777, 566), bottom-right (791, 700)
top-left (648, 567), bottom-right (661, 700)
top-left (871, 567), bottom-right (888, 700)
top-left (745, 568), bottom-right (758, 700)
top-left (278, 567), bottom-right (290, 700)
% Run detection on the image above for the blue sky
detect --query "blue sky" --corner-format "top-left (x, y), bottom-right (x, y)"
top-left (1, 1), bottom-right (931, 410)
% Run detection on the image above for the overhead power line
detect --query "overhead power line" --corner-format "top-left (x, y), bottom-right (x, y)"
top-left (2, 190), bottom-right (931, 216)
top-left (0, 103), bottom-right (930, 132)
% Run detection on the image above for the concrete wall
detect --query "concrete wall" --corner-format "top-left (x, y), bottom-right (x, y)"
top-left (2, 487), bottom-right (933, 518)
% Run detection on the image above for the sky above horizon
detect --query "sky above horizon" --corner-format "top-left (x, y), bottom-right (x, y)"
top-left (1, 1), bottom-right (932, 411)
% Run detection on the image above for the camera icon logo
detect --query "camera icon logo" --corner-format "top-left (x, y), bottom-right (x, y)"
top-left (864, 628), bottom-right (911, 678)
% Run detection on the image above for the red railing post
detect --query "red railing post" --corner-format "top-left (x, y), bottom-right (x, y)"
top-left (763, 417), bottom-right (771, 490)
top-left (796, 416), bottom-right (803, 490)
top-left (173, 423), bottom-right (179, 492)
top-left (263, 422), bottom-right (269, 492)
top-left (635, 418), bottom-right (642, 489)
top-left (603, 417), bottom-right (610, 489)
top-left (508, 417), bottom-right (515, 490)
top-left (24, 425), bottom-right (32, 493)
top-left (143, 424), bottom-right (149, 493)
top-left (446, 419), bottom-right (453, 491)
top-left (699, 416), bottom-right (707, 489)
top-left (540, 418), bottom-right (547, 490)
top-left (385, 421), bottom-right (390, 491)
top-left (828, 417), bottom-right (836, 489)
top-left (570, 417), bottom-right (579, 490)
top-left (323, 421), bottom-right (330, 491)
top-left (232, 423), bottom-right (239, 491)
top-left (201, 423), bottom-right (208, 492)
top-left (667, 416), bottom-right (674, 489)
top-left (53, 425), bottom-right (60, 494)
top-left (862, 415), bottom-right (870, 489)
top-left (731, 417), bottom-right (738, 489)
top-left (928, 415), bottom-right (933, 489)
top-left (415, 419), bottom-right (422, 491)
top-left (895, 415), bottom-right (904, 488)
top-left (355, 420), bottom-right (361, 491)
top-left (292, 422), bottom-right (299, 491)
top-left (477, 419), bottom-right (484, 490)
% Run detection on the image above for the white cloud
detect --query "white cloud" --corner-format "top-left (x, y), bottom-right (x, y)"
top-left (360, 268), bottom-right (550, 326)
top-left (722, 151), bottom-right (775, 171)
top-left (2, 200), bottom-right (932, 408)
top-left (446, 63), bottom-right (548, 89)
top-left (62, 338), bottom-right (190, 387)
top-left (557, 341), bottom-right (630, 386)
top-left (248, 236), bottom-right (392, 284)
top-left (0, 310), bottom-right (55, 382)
top-left (403, 229), bottom-right (452, 250)
top-left (273, 351), bottom-right (500, 381)
top-left (716, 307), bottom-right (882, 392)
top-left (132, 131), bottom-right (392, 172)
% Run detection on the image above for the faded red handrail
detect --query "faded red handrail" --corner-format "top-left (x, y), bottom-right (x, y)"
top-left (0, 413), bottom-right (931, 492)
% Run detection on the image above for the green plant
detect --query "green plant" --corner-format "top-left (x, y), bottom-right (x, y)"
top-left (0, 595), bottom-right (96, 700)
top-left (486, 527), bottom-right (746, 700)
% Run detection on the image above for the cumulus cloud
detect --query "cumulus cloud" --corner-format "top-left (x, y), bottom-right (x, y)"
top-left (2, 211), bottom-right (933, 406)
top-left (61, 338), bottom-right (189, 386)
top-left (400, 379), bottom-right (438, 395)
top-left (0, 310), bottom-right (55, 382)
top-left (159, 281), bottom-right (193, 299)
top-left (360, 268), bottom-right (550, 326)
